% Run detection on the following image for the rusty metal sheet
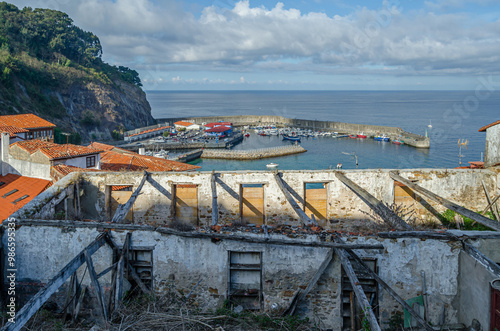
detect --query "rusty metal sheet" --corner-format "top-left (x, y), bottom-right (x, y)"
top-left (111, 191), bottom-right (134, 222)
top-left (175, 186), bottom-right (198, 224)
top-left (242, 187), bottom-right (264, 225)
top-left (305, 188), bottom-right (327, 222)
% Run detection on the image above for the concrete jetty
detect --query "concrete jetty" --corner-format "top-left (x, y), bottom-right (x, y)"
top-left (155, 115), bottom-right (431, 149)
top-left (202, 145), bottom-right (306, 160)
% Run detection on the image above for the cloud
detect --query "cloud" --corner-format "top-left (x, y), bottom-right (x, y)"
top-left (8, 0), bottom-right (500, 82)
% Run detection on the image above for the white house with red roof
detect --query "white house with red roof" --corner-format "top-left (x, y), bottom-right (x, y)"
top-left (0, 114), bottom-right (56, 141)
top-left (204, 122), bottom-right (233, 137)
top-left (174, 121), bottom-right (200, 131)
top-left (479, 120), bottom-right (500, 168)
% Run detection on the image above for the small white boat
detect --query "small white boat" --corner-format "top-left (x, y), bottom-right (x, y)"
top-left (266, 163), bottom-right (279, 169)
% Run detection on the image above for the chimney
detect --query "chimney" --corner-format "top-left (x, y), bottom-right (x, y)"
top-left (138, 147), bottom-right (146, 155)
top-left (1, 132), bottom-right (10, 176)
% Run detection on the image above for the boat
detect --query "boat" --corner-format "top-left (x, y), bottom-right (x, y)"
top-left (374, 135), bottom-right (390, 142)
top-left (392, 139), bottom-right (404, 145)
top-left (349, 135), bottom-right (357, 139)
top-left (244, 133), bottom-right (250, 137)
top-left (357, 133), bottom-right (367, 139)
top-left (266, 163), bottom-right (279, 169)
top-left (283, 135), bottom-right (301, 142)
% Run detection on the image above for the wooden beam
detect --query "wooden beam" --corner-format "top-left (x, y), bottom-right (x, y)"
top-left (156, 227), bottom-right (384, 250)
top-left (482, 193), bottom-right (500, 215)
top-left (377, 230), bottom-right (500, 240)
top-left (1, 234), bottom-right (107, 331)
top-left (274, 172), bottom-right (313, 226)
top-left (335, 172), bottom-right (412, 230)
top-left (211, 171), bottom-right (218, 226)
top-left (335, 247), bottom-right (381, 331)
top-left (482, 180), bottom-right (500, 221)
top-left (389, 172), bottom-right (500, 232)
top-left (462, 242), bottom-right (500, 278)
top-left (111, 171), bottom-right (149, 223)
top-left (284, 249), bottom-right (334, 316)
top-left (85, 249), bottom-right (108, 321)
top-left (344, 250), bottom-right (433, 331)
top-left (114, 233), bottom-right (130, 311)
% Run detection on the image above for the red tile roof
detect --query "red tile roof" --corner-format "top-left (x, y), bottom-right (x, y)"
top-left (205, 126), bottom-right (231, 133)
top-left (100, 150), bottom-right (201, 172)
top-left (205, 122), bottom-right (232, 128)
top-left (0, 125), bottom-right (29, 135)
top-left (51, 164), bottom-right (102, 177)
top-left (128, 126), bottom-right (171, 137)
top-left (88, 142), bottom-right (132, 154)
top-left (0, 114), bottom-right (56, 129)
top-left (12, 140), bottom-right (103, 160)
top-left (479, 120), bottom-right (500, 132)
top-left (174, 121), bottom-right (196, 127)
top-left (11, 139), bottom-right (57, 153)
top-left (0, 174), bottom-right (52, 222)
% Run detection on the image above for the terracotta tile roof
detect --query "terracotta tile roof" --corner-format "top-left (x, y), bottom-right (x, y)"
top-left (128, 126), bottom-right (171, 137)
top-left (51, 164), bottom-right (102, 177)
top-left (0, 126), bottom-right (29, 137)
top-left (40, 144), bottom-right (103, 160)
top-left (11, 139), bottom-right (58, 153)
top-left (100, 150), bottom-right (201, 172)
top-left (205, 126), bottom-right (232, 133)
top-left (205, 122), bottom-right (232, 128)
top-left (12, 140), bottom-right (103, 160)
top-left (174, 121), bottom-right (196, 127)
top-left (479, 120), bottom-right (500, 132)
top-left (0, 174), bottom-right (51, 222)
top-left (88, 142), bottom-right (132, 154)
top-left (0, 114), bottom-right (56, 129)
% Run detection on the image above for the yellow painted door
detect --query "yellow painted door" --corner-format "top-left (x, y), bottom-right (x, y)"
top-left (175, 184), bottom-right (198, 224)
top-left (241, 186), bottom-right (264, 225)
top-left (305, 187), bottom-right (327, 225)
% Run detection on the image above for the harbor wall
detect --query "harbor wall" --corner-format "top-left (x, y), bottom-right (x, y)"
top-left (201, 145), bottom-right (306, 160)
top-left (156, 115), bottom-right (430, 148)
top-left (21, 168), bottom-right (495, 229)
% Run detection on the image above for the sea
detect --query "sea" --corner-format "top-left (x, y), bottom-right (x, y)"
top-left (145, 90), bottom-right (499, 171)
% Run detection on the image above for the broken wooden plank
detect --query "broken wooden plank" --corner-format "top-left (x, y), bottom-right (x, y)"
top-left (344, 249), bottom-right (433, 331)
top-left (335, 247), bottom-right (381, 331)
top-left (274, 172), bottom-right (313, 226)
top-left (211, 171), bottom-right (218, 226)
top-left (285, 249), bottom-right (334, 316)
top-left (85, 249), bottom-right (108, 321)
top-left (389, 172), bottom-right (500, 232)
top-left (73, 286), bottom-right (86, 322)
top-left (335, 172), bottom-right (412, 230)
top-left (482, 180), bottom-right (500, 221)
top-left (377, 230), bottom-right (500, 240)
top-left (156, 227), bottom-right (384, 250)
top-left (482, 193), bottom-right (500, 215)
top-left (1, 234), bottom-right (107, 331)
top-left (462, 242), bottom-right (500, 278)
top-left (115, 233), bottom-right (130, 311)
top-left (111, 172), bottom-right (149, 223)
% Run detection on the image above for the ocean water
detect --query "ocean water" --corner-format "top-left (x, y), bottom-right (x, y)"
top-left (145, 91), bottom-right (499, 171)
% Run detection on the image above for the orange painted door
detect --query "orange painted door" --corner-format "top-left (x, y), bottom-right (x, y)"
top-left (305, 186), bottom-right (327, 224)
top-left (111, 190), bottom-right (134, 222)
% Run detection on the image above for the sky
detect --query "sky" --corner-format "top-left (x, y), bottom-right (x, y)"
top-left (8, 0), bottom-right (500, 90)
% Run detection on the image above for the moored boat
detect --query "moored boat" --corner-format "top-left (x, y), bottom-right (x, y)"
top-left (283, 135), bottom-right (301, 142)
top-left (349, 135), bottom-right (357, 139)
top-left (392, 139), bottom-right (404, 145)
top-left (357, 133), bottom-right (367, 139)
top-left (244, 133), bottom-right (250, 137)
top-left (266, 163), bottom-right (279, 169)
top-left (374, 134), bottom-right (390, 142)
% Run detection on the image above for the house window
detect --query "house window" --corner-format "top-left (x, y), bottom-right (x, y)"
top-left (86, 156), bottom-right (96, 168)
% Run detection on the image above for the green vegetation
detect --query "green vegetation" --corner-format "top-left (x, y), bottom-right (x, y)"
top-left (0, 2), bottom-right (142, 125)
top-left (53, 127), bottom-right (81, 145)
top-left (440, 209), bottom-right (494, 231)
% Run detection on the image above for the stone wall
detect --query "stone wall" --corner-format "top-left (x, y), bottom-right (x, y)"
top-left (485, 124), bottom-right (500, 167)
top-left (4, 223), bottom-right (485, 329)
top-left (75, 168), bottom-right (498, 229)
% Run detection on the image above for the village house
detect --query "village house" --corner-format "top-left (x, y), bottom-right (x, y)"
top-left (479, 120), bottom-right (500, 168)
top-left (123, 125), bottom-right (171, 142)
top-left (204, 121), bottom-right (233, 137)
top-left (0, 113), bottom-right (56, 141)
top-left (173, 120), bottom-right (200, 131)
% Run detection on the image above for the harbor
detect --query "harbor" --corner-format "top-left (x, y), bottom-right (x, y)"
top-left (201, 145), bottom-right (306, 160)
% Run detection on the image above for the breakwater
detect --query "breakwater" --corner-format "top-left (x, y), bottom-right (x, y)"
top-left (202, 145), bottom-right (306, 160)
top-left (156, 115), bottom-right (430, 148)
top-left (121, 133), bottom-right (244, 151)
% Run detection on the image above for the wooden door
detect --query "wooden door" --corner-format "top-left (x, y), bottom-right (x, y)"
top-left (241, 185), bottom-right (264, 225)
top-left (175, 184), bottom-right (198, 224)
top-left (305, 183), bottom-right (327, 225)
top-left (110, 186), bottom-right (133, 222)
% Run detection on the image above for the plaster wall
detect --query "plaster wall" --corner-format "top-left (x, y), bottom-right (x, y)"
top-left (6, 157), bottom-right (51, 180)
top-left (55, 154), bottom-right (101, 170)
top-left (79, 169), bottom-right (497, 228)
top-left (485, 125), bottom-right (500, 167)
top-left (4, 224), bottom-right (468, 329)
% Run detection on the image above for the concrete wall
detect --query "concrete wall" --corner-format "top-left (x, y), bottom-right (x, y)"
top-left (4, 224), bottom-right (474, 329)
top-left (78, 168), bottom-right (498, 229)
top-left (6, 157), bottom-right (52, 180)
top-left (485, 125), bottom-right (500, 167)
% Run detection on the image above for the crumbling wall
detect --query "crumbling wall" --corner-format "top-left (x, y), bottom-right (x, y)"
top-left (78, 168), bottom-right (497, 229)
top-left (5, 224), bottom-right (470, 329)
top-left (485, 125), bottom-right (500, 167)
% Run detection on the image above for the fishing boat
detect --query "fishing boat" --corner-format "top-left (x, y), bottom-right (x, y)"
top-left (266, 163), bottom-right (279, 169)
top-left (357, 133), bottom-right (367, 139)
top-left (374, 134), bottom-right (390, 142)
top-left (244, 133), bottom-right (250, 137)
top-left (349, 135), bottom-right (357, 139)
top-left (283, 135), bottom-right (301, 142)
top-left (392, 139), bottom-right (404, 145)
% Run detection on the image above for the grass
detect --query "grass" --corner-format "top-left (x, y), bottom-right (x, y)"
top-left (440, 209), bottom-right (494, 231)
